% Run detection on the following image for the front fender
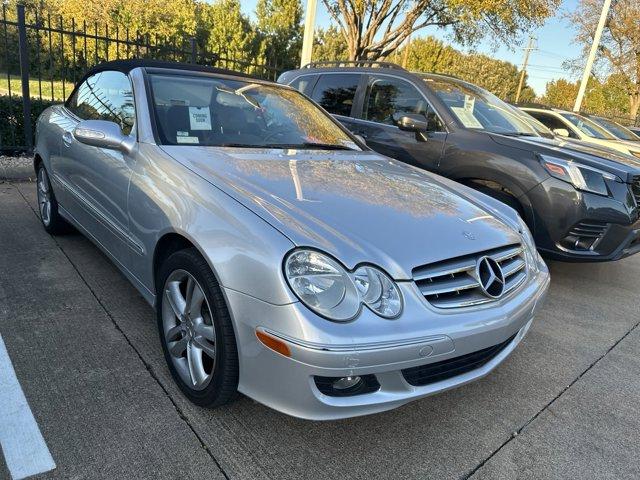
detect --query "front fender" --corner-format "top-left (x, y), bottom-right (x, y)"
top-left (128, 144), bottom-right (297, 306)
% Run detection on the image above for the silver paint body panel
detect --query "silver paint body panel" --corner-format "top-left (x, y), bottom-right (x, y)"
top-left (35, 66), bottom-right (550, 419)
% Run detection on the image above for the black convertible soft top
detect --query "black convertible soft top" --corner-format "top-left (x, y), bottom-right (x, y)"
top-left (65, 59), bottom-right (266, 105)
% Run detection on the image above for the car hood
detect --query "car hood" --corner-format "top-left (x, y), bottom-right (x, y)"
top-left (490, 134), bottom-right (640, 182)
top-left (160, 146), bottom-right (521, 280)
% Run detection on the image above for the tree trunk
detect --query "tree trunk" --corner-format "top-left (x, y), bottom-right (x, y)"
top-left (630, 91), bottom-right (640, 121)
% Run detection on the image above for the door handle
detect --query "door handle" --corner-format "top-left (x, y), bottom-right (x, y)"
top-left (62, 131), bottom-right (73, 147)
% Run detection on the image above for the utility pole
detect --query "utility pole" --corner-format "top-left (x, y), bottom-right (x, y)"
top-left (515, 36), bottom-right (536, 104)
top-left (300, 0), bottom-right (318, 67)
top-left (573, 0), bottom-right (613, 112)
top-left (401, 34), bottom-right (411, 68)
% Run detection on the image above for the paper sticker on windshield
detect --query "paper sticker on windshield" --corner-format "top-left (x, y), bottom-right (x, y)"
top-left (451, 107), bottom-right (483, 129)
top-left (189, 107), bottom-right (212, 131)
top-left (176, 136), bottom-right (199, 144)
top-left (464, 95), bottom-right (475, 112)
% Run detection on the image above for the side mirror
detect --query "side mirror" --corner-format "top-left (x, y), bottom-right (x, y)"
top-left (395, 114), bottom-right (429, 133)
top-left (73, 120), bottom-right (134, 153)
top-left (553, 128), bottom-right (570, 138)
top-left (354, 134), bottom-right (367, 145)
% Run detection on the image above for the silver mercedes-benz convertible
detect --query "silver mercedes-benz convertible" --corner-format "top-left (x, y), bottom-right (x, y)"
top-left (34, 60), bottom-right (549, 420)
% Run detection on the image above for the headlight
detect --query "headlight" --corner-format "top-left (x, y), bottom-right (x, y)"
top-left (516, 215), bottom-right (539, 270)
top-left (539, 154), bottom-right (620, 196)
top-left (284, 250), bottom-right (402, 321)
top-left (353, 266), bottom-right (403, 318)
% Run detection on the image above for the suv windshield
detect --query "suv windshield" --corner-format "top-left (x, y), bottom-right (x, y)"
top-left (148, 73), bottom-right (360, 150)
top-left (559, 113), bottom-right (616, 140)
top-left (424, 76), bottom-right (539, 136)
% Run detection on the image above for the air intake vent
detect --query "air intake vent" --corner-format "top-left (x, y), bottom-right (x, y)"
top-left (561, 221), bottom-right (608, 251)
top-left (632, 175), bottom-right (640, 206)
top-left (412, 244), bottom-right (527, 309)
top-left (402, 334), bottom-right (516, 387)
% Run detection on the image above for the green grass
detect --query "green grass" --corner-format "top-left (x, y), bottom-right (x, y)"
top-left (0, 73), bottom-right (70, 101)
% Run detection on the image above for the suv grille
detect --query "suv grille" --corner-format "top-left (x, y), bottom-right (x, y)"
top-left (401, 334), bottom-right (516, 387)
top-left (632, 175), bottom-right (640, 206)
top-left (413, 244), bottom-right (527, 309)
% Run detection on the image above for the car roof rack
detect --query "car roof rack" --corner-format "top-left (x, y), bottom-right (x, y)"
top-left (301, 60), bottom-right (406, 70)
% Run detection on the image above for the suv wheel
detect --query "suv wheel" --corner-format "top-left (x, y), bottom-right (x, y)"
top-left (156, 248), bottom-right (239, 407)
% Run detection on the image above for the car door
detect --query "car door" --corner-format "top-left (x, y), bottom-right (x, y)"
top-left (309, 73), bottom-right (365, 133)
top-left (56, 70), bottom-right (136, 267)
top-left (349, 74), bottom-right (447, 171)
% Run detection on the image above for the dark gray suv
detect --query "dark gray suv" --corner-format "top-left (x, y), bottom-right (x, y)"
top-left (279, 62), bottom-right (640, 262)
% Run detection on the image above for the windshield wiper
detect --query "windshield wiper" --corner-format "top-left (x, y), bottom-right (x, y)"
top-left (496, 132), bottom-right (537, 137)
top-left (218, 143), bottom-right (258, 148)
top-left (262, 142), bottom-right (357, 151)
top-left (216, 142), bottom-right (357, 150)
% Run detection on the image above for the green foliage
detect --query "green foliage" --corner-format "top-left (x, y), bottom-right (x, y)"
top-left (541, 75), bottom-right (633, 119)
top-left (255, 0), bottom-right (303, 70)
top-left (196, 0), bottom-right (257, 63)
top-left (313, 26), bottom-right (349, 62)
top-left (396, 37), bottom-right (534, 103)
top-left (0, 95), bottom-right (56, 150)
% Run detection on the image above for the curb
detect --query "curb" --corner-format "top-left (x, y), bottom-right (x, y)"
top-left (0, 156), bottom-right (34, 181)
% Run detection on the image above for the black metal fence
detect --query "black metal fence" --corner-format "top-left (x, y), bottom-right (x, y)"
top-left (0, 4), bottom-right (280, 153)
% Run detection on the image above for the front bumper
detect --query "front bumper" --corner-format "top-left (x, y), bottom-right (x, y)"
top-left (224, 264), bottom-right (550, 420)
top-left (527, 177), bottom-right (640, 262)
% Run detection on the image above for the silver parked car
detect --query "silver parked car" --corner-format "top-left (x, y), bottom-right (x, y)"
top-left (34, 60), bottom-right (550, 420)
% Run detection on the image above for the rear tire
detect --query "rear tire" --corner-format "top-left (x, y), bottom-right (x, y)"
top-left (156, 248), bottom-right (239, 407)
top-left (36, 163), bottom-right (70, 235)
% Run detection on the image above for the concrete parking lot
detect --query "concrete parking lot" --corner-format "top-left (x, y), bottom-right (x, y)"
top-left (1, 178), bottom-right (639, 480)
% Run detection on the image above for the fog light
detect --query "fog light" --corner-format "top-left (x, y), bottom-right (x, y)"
top-left (332, 376), bottom-right (362, 391)
top-left (314, 374), bottom-right (380, 397)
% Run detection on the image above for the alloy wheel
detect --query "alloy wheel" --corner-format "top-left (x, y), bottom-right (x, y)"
top-left (162, 269), bottom-right (217, 390)
top-left (37, 167), bottom-right (52, 226)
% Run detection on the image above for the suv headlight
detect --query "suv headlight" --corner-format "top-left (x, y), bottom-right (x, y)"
top-left (539, 154), bottom-right (621, 196)
top-left (284, 249), bottom-right (402, 321)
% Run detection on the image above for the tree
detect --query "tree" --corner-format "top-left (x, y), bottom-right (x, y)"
top-left (542, 79), bottom-right (578, 110)
top-left (196, 0), bottom-right (258, 63)
top-left (397, 37), bottom-right (535, 102)
top-left (255, 0), bottom-right (303, 70)
top-left (541, 76), bottom-right (626, 116)
top-left (567, 0), bottom-right (640, 118)
top-left (321, 0), bottom-right (560, 61)
top-left (313, 26), bottom-right (349, 62)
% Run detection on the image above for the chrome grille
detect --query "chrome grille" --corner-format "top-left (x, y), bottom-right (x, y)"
top-left (413, 244), bottom-right (527, 309)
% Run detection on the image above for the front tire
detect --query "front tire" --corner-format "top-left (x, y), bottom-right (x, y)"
top-left (156, 248), bottom-right (239, 407)
top-left (36, 164), bottom-right (69, 234)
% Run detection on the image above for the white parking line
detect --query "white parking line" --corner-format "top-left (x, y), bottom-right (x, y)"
top-left (0, 335), bottom-right (55, 479)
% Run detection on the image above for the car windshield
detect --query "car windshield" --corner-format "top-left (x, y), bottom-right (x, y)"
top-left (559, 113), bottom-right (616, 140)
top-left (591, 117), bottom-right (640, 141)
top-left (424, 76), bottom-right (539, 136)
top-left (148, 73), bottom-right (360, 150)
top-left (516, 109), bottom-right (555, 138)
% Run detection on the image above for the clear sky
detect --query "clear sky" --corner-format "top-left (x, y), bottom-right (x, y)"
top-left (240, 0), bottom-right (582, 96)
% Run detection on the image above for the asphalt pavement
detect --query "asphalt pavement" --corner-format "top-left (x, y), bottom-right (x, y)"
top-left (0, 179), bottom-right (638, 479)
